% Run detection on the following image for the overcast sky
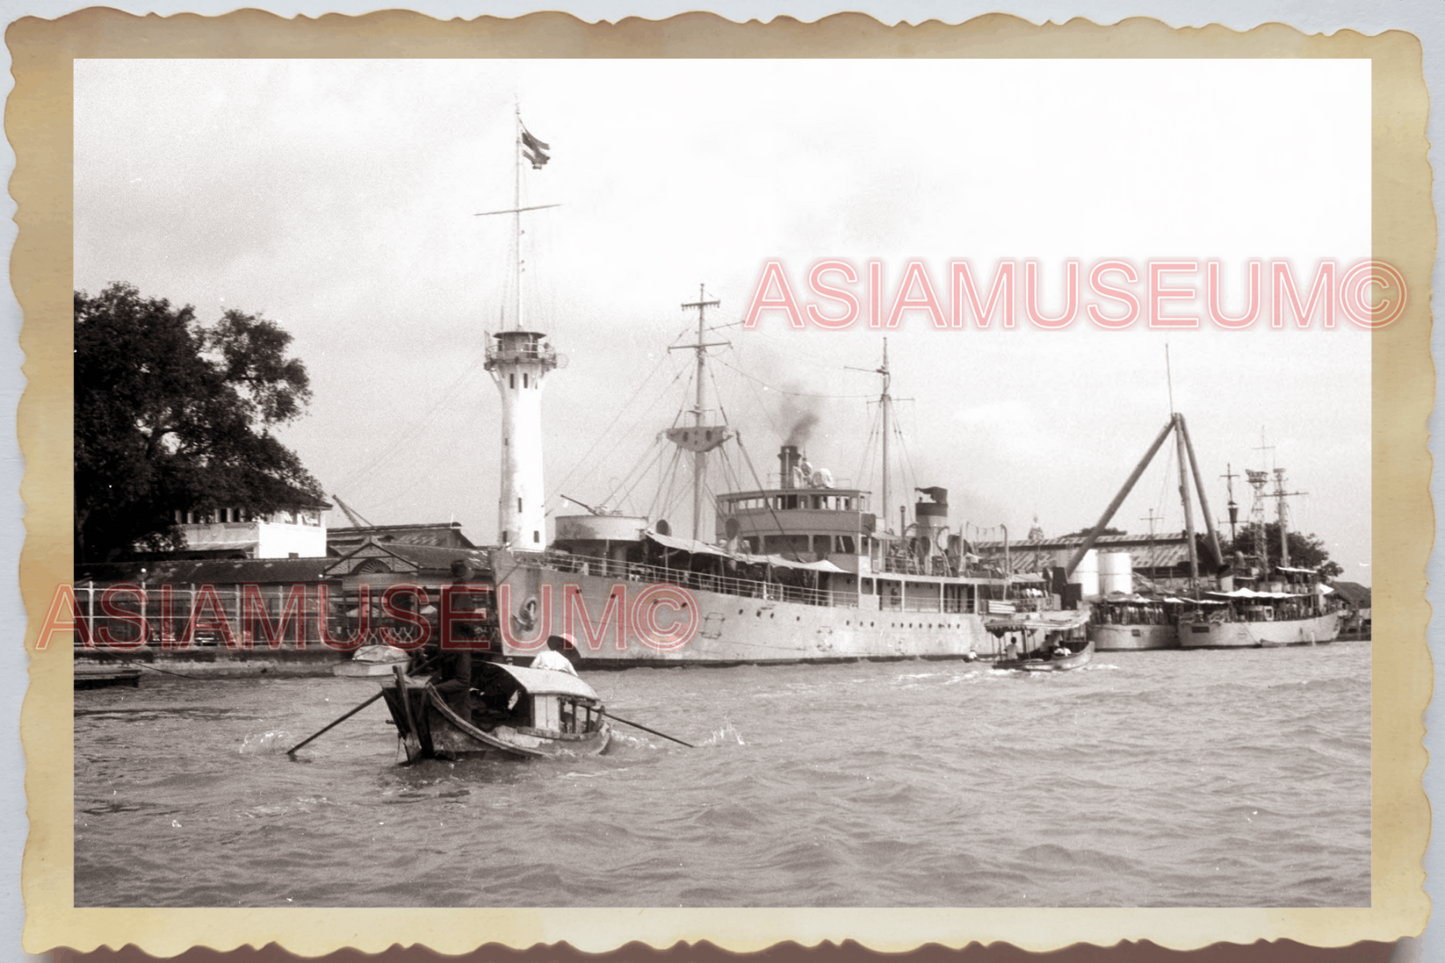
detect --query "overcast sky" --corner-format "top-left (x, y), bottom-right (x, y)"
top-left (74, 58), bottom-right (1373, 581)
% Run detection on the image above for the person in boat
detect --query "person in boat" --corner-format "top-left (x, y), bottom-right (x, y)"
top-left (431, 558), bottom-right (498, 723)
top-left (1053, 642), bottom-right (1071, 659)
top-left (532, 634), bottom-right (580, 676)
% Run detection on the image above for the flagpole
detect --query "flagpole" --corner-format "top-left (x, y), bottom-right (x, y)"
top-left (514, 101), bottom-right (523, 332)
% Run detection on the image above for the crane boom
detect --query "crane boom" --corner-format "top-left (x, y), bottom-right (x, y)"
top-left (332, 494), bottom-right (374, 529)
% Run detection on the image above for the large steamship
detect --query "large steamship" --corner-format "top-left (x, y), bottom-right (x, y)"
top-left (484, 326), bottom-right (1030, 666)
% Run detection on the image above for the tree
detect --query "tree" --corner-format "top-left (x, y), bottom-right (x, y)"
top-left (1065, 525), bottom-right (1126, 538)
top-left (1221, 522), bottom-right (1343, 579)
top-left (75, 282), bottom-right (323, 562)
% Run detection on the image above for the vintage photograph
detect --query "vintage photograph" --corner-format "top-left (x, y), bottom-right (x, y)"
top-left (69, 58), bottom-right (1375, 909)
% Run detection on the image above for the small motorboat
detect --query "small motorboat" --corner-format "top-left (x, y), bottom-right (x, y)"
top-left (992, 637), bottom-right (1095, 672)
top-left (380, 659), bottom-right (611, 762)
top-left (983, 610), bottom-right (1093, 672)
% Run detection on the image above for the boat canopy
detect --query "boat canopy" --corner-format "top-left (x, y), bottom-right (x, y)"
top-left (483, 662), bottom-right (602, 700)
top-left (644, 531), bottom-right (847, 573)
top-left (984, 610), bottom-right (1090, 633)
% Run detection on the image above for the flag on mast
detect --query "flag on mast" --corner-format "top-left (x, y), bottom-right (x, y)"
top-left (521, 126), bottom-right (551, 169)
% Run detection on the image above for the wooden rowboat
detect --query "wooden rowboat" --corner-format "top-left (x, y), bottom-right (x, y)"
top-left (381, 660), bottom-right (611, 761)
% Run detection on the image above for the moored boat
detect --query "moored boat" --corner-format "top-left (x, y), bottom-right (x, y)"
top-left (1178, 581), bottom-right (1342, 649)
top-left (1088, 594), bottom-right (1180, 651)
top-left (333, 643), bottom-right (410, 677)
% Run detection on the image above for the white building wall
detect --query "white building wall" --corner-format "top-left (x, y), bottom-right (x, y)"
top-left (255, 519), bottom-right (328, 558)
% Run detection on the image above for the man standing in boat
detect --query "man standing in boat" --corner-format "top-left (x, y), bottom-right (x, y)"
top-left (431, 557), bottom-right (497, 723)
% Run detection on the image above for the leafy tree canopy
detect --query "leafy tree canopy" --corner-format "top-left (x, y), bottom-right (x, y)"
top-left (1221, 522), bottom-right (1343, 579)
top-left (1065, 525), bottom-right (1126, 538)
top-left (75, 282), bottom-right (323, 562)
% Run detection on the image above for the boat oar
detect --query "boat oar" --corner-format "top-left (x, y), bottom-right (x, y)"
top-left (600, 710), bottom-right (695, 748)
top-left (285, 690), bottom-right (385, 758)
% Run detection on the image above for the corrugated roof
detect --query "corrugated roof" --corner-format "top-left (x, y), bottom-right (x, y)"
top-left (75, 556), bottom-right (336, 585)
top-left (1330, 581), bottom-right (1372, 607)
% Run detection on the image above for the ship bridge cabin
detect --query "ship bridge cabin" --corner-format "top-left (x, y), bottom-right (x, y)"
top-left (699, 445), bottom-right (1006, 616)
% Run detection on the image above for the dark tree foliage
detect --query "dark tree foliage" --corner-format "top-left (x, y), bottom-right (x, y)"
top-left (1065, 525), bottom-right (1126, 537)
top-left (75, 283), bottom-right (323, 562)
top-left (1221, 522), bottom-right (1343, 579)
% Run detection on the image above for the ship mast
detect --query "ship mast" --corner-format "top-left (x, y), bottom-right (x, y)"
top-left (880, 340), bottom-right (891, 533)
top-left (681, 285), bottom-right (722, 540)
top-left (1221, 463), bottom-right (1240, 544)
top-left (1272, 467), bottom-right (1306, 568)
top-left (663, 285), bottom-right (730, 542)
top-left (848, 340), bottom-right (894, 533)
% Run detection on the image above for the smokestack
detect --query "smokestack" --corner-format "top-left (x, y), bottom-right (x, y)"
top-left (915, 486), bottom-right (949, 552)
top-left (779, 445), bottom-right (800, 490)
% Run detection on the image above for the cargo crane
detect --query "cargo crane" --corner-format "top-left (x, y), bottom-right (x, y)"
top-left (332, 494), bottom-right (375, 530)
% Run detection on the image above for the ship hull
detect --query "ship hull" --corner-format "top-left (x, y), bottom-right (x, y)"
top-left (1088, 622), bottom-right (1179, 651)
top-left (492, 551), bottom-right (1008, 666)
top-left (1178, 611), bottom-right (1342, 649)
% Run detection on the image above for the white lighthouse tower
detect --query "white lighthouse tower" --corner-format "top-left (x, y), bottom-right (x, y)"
top-left (485, 329), bottom-right (556, 547)
top-left (478, 108), bottom-right (560, 548)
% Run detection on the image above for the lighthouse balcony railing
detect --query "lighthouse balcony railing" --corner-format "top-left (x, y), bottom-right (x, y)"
top-left (485, 340), bottom-right (557, 366)
top-left (523, 550), bottom-right (840, 608)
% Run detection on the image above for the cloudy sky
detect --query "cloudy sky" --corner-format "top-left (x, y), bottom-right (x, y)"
top-left (74, 58), bottom-right (1373, 580)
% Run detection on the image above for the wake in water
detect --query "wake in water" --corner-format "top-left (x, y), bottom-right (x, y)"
top-left (238, 731), bottom-right (295, 755)
top-left (699, 721), bottom-right (746, 747)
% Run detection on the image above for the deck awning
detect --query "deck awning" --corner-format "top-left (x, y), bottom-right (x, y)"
top-left (646, 531), bottom-right (847, 573)
top-left (1207, 588), bottom-right (1297, 600)
top-left (646, 530), bottom-right (731, 557)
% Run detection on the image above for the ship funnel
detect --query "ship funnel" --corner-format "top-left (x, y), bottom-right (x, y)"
top-left (779, 445), bottom-right (801, 490)
top-left (914, 487), bottom-right (949, 552)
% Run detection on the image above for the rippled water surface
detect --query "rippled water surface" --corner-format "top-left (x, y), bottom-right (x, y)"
top-left (74, 643), bottom-right (1370, 907)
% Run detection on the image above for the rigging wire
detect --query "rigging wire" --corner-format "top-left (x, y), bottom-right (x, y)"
top-left (607, 440), bottom-right (668, 514)
top-left (333, 352), bottom-right (489, 494)
top-left (711, 357), bottom-right (874, 401)
top-left (545, 343), bottom-right (680, 510)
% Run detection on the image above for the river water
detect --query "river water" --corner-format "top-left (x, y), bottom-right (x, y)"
top-left (74, 642), bottom-right (1370, 907)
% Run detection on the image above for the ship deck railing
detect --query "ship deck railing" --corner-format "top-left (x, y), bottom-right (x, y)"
top-left (523, 551), bottom-right (836, 607)
top-left (520, 550), bottom-right (984, 614)
top-left (874, 555), bottom-right (967, 578)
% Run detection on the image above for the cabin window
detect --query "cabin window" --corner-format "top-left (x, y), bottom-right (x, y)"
top-left (509, 373), bottom-right (516, 389)
top-left (835, 535), bottom-right (856, 554)
top-left (767, 534), bottom-right (810, 556)
top-left (812, 535), bottom-right (831, 555)
top-left (861, 578), bottom-right (875, 595)
top-left (523, 372), bottom-right (530, 388)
